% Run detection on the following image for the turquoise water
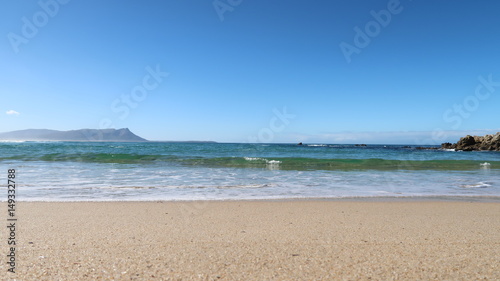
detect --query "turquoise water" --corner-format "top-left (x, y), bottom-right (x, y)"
top-left (1, 142), bottom-right (499, 201)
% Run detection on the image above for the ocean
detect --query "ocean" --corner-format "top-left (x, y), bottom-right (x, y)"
top-left (1, 141), bottom-right (499, 201)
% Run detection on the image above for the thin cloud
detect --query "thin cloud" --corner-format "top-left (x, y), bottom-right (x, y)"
top-left (6, 110), bottom-right (20, 116)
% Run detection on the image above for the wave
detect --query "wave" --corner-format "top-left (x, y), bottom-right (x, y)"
top-left (189, 157), bottom-right (500, 171)
top-left (1, 153), bottom-right (169, 164)
top-left (244, 157), bottom-right (282, 164)
top-left (2, 153), bottom-right (499, 171)
top-left (461, 182), bottom-right (492, 188)
top-left (0, 140), bottom-right (28, 143)
top-left (306, 144), bottom-right (328, 147)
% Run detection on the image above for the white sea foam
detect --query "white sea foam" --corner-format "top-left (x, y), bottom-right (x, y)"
top-left (307, 144), bottom-right (327, 147)
top-left (461, 182), bottom-right (492, 188)
top-left (244, 157), bottom-right (282, 164)
top-left (5, 142), bottom-right (500, 201)
top-left (244, 157), bottom-right (260, 161)
top-left (0, 140), bottom-right (27, 143)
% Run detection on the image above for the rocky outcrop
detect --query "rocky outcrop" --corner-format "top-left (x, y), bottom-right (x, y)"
top-left (0, 128), bottom-right (147, 142)
top-left (442, 132), bottom-right (500, 151)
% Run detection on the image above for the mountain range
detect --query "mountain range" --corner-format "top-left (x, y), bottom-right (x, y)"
top-left (0, 128), bottom-right (147, 142)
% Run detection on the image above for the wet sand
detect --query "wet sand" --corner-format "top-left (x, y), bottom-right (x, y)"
top-left (2, 200), bottom-right (499, 280)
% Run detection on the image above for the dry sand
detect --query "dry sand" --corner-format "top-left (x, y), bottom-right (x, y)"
top-left (1, 200), bottom-right (499, 280)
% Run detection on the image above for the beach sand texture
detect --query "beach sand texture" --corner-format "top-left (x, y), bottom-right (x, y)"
top-left (2, 200), bottom-right (499, 280)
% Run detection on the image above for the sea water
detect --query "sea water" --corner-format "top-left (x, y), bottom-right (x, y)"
top-left (1, 142), bottom-right (499, 201)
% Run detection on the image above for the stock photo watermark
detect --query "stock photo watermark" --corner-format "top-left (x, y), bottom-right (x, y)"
top-left (247, 107), bottom-right (296, 143)
top-left (178, 107), bottom-right (295, 218)
top-left (82, 64), bottom-right (169, 141)
top-left (380, 74), bottom-right (499, 189)
top-left (442, 74), bottom-right (499, 131)
top-left (213, 0), bottom-right (243, 22)
top-left (247, 106), bottom-right (295, 170)
top-left (405, 74), bottom-right (499, 147)
top-left (7, 0), bottom-right (71, 54)
top-left (394, 73), bottom-right (499, 172)
top-left (110, 65), bottom-right (169, 121)
top-left (6, 169), bottom-right (17, 274)
top-left (339, 0), bottom-right (404, 63)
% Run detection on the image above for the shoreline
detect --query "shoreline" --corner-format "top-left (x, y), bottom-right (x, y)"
top-left (9, 194), bottom-right (500, 203)
top-left (2, 200), bottom-right (499, 279)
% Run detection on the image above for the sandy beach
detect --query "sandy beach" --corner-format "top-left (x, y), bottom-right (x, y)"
top-left (2, 200), bottom-right (499, 280)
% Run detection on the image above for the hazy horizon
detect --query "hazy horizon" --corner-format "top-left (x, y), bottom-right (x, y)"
top-left (1, 127), bottom-right (499, 145)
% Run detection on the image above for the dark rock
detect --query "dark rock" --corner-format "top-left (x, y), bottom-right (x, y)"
top-left (441, 142), bottom-right (454, 149)
top-left (441, 132), bottom-right (500, 151)
top-left (458, 135), bottom-right (476, 147)
top-left (415, 146), bottom-right (440, 150)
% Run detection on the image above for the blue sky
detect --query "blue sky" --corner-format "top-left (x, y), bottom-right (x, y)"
top-left (1, 0), bottom-right (499, 144)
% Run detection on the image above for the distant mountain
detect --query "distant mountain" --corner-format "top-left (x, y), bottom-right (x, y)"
top-left (0, 128), bottom-right (148, 142)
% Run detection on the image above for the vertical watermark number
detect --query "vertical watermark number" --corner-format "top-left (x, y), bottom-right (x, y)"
top-left (6, 169), bottom-right (17, 274)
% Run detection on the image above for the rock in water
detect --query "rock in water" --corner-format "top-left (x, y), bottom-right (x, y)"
top-left (441, 132), bottom-right (500, 151)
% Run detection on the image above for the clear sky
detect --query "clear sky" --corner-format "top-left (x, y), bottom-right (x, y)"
top-left (1, 0), bottom-right (499, 144)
